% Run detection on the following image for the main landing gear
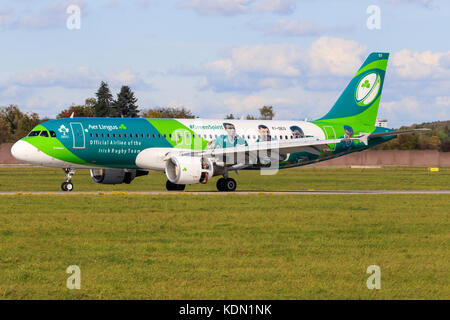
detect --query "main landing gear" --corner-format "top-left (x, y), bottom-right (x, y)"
top-left (216, 177), bottom-right (237, 192)
top-left (166, 180), bottom-right (186, 191)
top-left (61, 168), bottom-right (75, 192)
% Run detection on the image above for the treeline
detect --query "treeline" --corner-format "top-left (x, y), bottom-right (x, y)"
top-left (374, 120), bottom-right (450, 152)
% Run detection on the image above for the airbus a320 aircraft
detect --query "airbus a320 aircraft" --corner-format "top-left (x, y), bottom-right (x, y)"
top-left (11, 52), bottom-right (426, 192)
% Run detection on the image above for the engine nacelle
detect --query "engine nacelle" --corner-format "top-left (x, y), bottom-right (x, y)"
top-left (90, 169), bottom-right (148, 185)
top-left (165, 156), bottom-right (213, 185)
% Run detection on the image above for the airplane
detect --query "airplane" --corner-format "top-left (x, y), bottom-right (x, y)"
top-left (11, 52), bottom-right (427, 192)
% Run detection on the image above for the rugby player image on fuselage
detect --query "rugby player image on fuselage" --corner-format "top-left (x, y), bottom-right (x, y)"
top-left (343, 125), bottom-right (354, 148)
top-left (290, 125), bottom-right (305, 139)
top-left (212, 123), bottom-right (248, 149)
top-left (256, 125), bottom-right (272, 142)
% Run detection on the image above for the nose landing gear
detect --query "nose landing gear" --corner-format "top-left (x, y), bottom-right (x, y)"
top-left (61, 168), bottom-right (75, 192)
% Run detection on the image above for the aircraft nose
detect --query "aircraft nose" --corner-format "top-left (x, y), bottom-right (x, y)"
top-left (11, 140), bottom-right (35, 163)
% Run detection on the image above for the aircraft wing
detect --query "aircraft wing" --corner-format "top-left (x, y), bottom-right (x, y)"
top-left (178, 137), bottom-right (351, 166)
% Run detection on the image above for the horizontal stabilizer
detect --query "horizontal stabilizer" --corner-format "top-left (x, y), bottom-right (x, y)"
top-left (355, 128), bottom-right (430, 145)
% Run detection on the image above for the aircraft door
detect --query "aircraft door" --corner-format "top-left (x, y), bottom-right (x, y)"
top-left (323, 126), bottom-right (336, 151)
top-left (70, 122), bottom-right (86, 149)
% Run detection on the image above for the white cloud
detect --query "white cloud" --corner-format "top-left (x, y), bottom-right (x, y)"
top-left (435, 96), bottom-right (450, 107)
top-left (391, 49), bottom-right (450, 80)
top-left (7, 67), bottom-right (151, 90)
top-left (223, 94), bottom-right (294, 114)
top-left (181, 37), bottom-right (367, 92)
top-left (380, 96), bottom-right (449, 126)
top-left (264, 19), bottom-right (323, 37)
top-left (178, 0), bottom-right (252, 16)
top-left (253, 0), bottom-right (295, 14)
top-left (307, 37), bottom-right (367, 77)
top-left (178, 0), bottom-right (295, 16)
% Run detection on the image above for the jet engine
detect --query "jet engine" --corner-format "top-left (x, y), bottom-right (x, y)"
top-left (165, 156), bottom-right (214, 185)
top-left (90, 169), bottom-right (148, 185)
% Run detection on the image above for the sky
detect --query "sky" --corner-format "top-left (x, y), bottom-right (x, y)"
top-left (0, 0), bottom-right (449, 128)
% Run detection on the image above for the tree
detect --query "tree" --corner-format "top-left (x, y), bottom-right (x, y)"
top-left (225, 114), bottom-right (235, 119)
top-left (57, 98), bottom-right (96, 118)
top-left (0, 118), bottom-right (11, 144)
top-left (142, 107), bottom-right (196, 119)
top-left (246, 115), bottom-right (257, 120)
top-left (114, 86), bottom-right (139, 118)
top-left (94, 81), bottom-right (115, 117)
top-left (0, 105), bottom-right (41, 142)
top-left (259, 105), bottom-right (275, 120)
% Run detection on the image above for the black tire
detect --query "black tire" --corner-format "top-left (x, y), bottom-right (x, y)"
top-left (166, 180), bottom-right (185, 191)
top-left (224, 178), bottom-right (237, 192)
top-left (61, 182), bottom-right (73, 192)
top-left (216, 178), bottom-right (226, 191)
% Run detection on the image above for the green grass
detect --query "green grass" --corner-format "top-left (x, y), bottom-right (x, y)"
top-left (0, 167), bottom-right (449, 191)
top-left (0, 193), bottom-right (449, 299)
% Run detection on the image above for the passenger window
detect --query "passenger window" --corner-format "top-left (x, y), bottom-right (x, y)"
top-left (28, 131), bottom-right (41, 137)
top-left (49, 131), bottom-right (57, 137)
top-left (40, 131), bottom-right (49, 137)
top-left (152, 134), bottom-right (156, 138)
top-left (280, 135), bottom-right (283, 140)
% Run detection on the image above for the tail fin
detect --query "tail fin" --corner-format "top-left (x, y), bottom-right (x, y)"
top-left (318, 52), bottom-right (389, 127)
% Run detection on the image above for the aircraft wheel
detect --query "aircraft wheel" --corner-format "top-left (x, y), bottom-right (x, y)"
top-left (166, 180), bottom-right (185, 191)
top-left (61, 182), bottom-right (74, 192)
top-left (216, 178), bottom-right (226, 191)
top-left (224, 178), bottom-right (237, 192)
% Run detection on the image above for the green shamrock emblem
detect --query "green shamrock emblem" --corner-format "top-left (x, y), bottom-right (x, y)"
top-left (361, 80), bottom-right (371, 89)
top-left (183, 168), bottom-right (187, 172)
top-left (119, 124), bottom-right (127, 130)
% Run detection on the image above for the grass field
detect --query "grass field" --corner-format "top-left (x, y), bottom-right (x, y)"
top-left (0, 168), bottom-right (449, 299)
top-left (0, 167), bottom-right (449, 191)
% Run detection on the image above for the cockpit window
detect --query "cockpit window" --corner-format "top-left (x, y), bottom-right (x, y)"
top-left (40, 131), bottom-right (49, 137)
top-left (49, 131), bottom-right (57, 137)
top-left (28, 131), bottom-right (41, 137)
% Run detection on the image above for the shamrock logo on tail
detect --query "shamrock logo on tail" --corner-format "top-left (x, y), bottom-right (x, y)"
top-left (119, 124), bottom-right (127, 130)
top-left (361, 80), bottom-right (371, 89)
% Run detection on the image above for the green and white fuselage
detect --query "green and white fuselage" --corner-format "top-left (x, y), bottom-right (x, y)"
top-left (13, 52), bottom-right (420, 191)
top-left (12, 117), bottom-right (394, 170)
